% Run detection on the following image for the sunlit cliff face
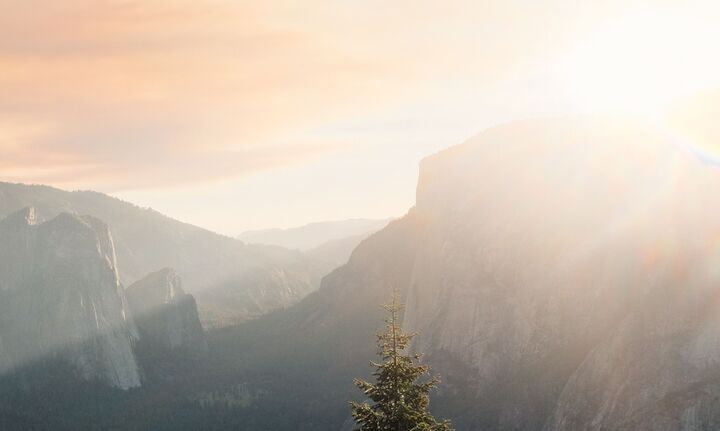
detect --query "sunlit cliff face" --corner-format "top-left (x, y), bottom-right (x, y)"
top-left (405, 104), bottom-right (720, 431)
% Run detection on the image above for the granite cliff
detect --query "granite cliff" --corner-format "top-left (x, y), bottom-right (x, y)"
top-left (402, 118), bottom-right (720, 429)
top-left (0, 208), bottom-right (141, 389)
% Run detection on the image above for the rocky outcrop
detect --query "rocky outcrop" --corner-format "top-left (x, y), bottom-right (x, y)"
top-left (0, 208), bottom-right (141, 389)
top-left (127, 268), bottom-right (207, 357)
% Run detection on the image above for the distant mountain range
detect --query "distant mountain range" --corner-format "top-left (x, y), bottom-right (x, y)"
top-left (0, 182), bottom-right (334, 326)
top-left (238, 218), bottom-right (392, 251)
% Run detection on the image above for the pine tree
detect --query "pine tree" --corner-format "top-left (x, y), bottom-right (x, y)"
top-left (350, 292), bottom-right (454, 431)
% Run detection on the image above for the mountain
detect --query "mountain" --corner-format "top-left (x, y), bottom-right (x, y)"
top-left (238, 218), bottom-right (392, 251)
top-left (0, 182), bottom-right (331, 325)
top-left (0, 208), bottom-right (141, 390)
top-left (400, 116), bottom-right (720, 430)
top-left (207, 115), bottom-right (720, 430)
top-left (0, 208), bottom-right (220, 430)
top-left (127, 268), bottom-right (207, 358)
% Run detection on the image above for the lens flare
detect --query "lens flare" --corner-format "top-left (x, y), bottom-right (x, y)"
top-left (560, 6), bottom-right (720, 117)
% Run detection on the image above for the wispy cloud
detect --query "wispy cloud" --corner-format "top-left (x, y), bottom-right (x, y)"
top-left (2, 0), bottom-right (718, 195)
top-left (0, 0), bottom-right (394, 189)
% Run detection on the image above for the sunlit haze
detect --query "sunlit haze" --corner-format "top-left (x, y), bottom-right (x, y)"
top-left (2, 0), bottom-right (719, 234)
top-left (6, 2), bottom-right (720, 430)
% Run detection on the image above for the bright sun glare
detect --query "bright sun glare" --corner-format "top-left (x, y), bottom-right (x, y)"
top-left (560, 6), bottom-right (720, 117)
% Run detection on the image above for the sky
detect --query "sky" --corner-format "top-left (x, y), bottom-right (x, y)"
top-left (2, 0), bottom-right (720, 234)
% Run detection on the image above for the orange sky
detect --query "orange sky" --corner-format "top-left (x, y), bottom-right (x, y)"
top-left (2, 0), bottom-right (719, 233)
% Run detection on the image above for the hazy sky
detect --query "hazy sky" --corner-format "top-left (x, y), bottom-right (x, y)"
top-left (2, 0), bottom-right (720, 234)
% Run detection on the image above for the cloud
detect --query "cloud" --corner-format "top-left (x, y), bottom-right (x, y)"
top-left (2, 0), bottom-right (714, 191)
top-left (0, 0), bottom-right (390, 189)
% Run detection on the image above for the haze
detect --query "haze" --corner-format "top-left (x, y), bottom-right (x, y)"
top-left (2, 0), bottom-right (720, 234)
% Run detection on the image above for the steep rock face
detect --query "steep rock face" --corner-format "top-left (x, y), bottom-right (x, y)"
top-left (401, 118), bottom-right (720, 429)
top-left (127, 268), bottom-right (207, 357)
top-left (546, 251), bottom-right (720, 430)
top-left (0, 208), bottom-right (141, 389)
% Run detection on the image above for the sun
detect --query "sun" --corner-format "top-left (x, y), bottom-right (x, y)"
top-left (559, 5), bottom-right (720, 117)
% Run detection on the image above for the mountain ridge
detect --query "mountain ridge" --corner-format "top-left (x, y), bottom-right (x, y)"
top-left (0, 181), bottom-right (332, 325)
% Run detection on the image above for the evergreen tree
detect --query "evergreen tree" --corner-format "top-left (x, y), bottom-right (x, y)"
top-left (350, 293), bottom-right (453, 431)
